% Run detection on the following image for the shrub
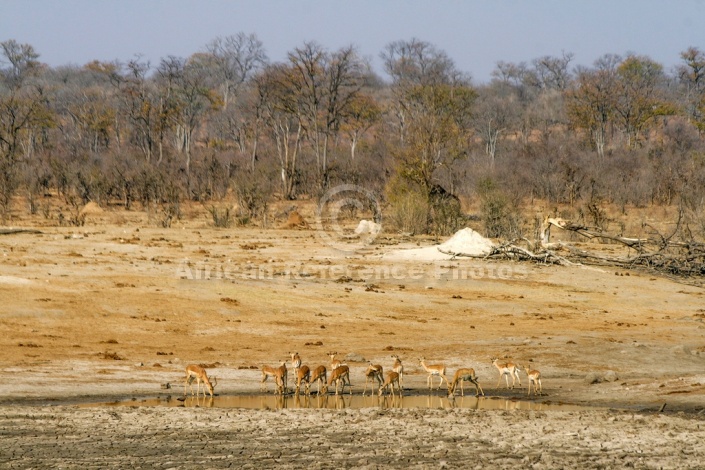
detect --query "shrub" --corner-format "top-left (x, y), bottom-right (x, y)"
top-left (208, 205), bottom-right (232, 228)
top-left (385, 176), bottom-right (428, 235)
top-left (476, 178), bottom-right (523, 239)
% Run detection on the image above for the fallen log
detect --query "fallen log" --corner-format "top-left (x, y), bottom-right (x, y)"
top-left (545, 218), bottom-right (647, 249)
top-left (0, 228), bottom-right (43, 235)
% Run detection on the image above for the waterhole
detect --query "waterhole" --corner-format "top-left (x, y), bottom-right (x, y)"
top-left (85, 394), bottom-right (591, 411)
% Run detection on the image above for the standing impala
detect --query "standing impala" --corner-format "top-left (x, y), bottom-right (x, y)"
top-left (491, 357), bottom-right (522, 389)
top-left (523, 365), bottom-right (543, 396)
top-left (391, 355), bottom-right (404, 387)
top-left (363, 362), bottom-right (384, 395)
top-left (290, 352), bottom-right (302, 376)
top-left (419, 357), bottom-right (449, 390)
top-left (261, 361), bottom-right (282, 392)
top-left (327, 352), bottom-right (342, 371)
top-left (184, 364), bottom-right (217, 397)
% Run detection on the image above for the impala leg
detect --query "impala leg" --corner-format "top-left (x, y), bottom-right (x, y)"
top-left (475, 379), bottom-right (484, 397)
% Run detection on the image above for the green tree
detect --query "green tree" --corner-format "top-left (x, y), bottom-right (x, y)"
top-left (382, 40), bottom-right (475, 192)
top-left (382, 39), bottom-right (475, 234)
top-left (398, 83), bottom-right (475, 192)
top-left (340, 92), bottom-right (381, 163)
top-left (614, 55), bottom-right (674, 148)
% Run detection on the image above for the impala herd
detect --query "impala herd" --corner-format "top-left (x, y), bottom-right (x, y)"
top-left (183, 352), bottom-right (544, 399)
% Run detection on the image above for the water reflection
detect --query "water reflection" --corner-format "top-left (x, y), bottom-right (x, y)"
top-left (92, 394), bottom-right (589, 412)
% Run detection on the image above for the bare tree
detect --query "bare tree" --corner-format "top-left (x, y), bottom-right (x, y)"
top-left (531, 51), bottom-right (574, 91)
top-left (676, 47), bottom-right (705, 133)
top-left (381, 38), bottom-right (461, 145)
top-left (566, 55), bottom-right (621, 159)
top-left (284, 42), bottom-right (368, 185)
top-left (0, 40), bottom-right (40, 88)
top-left (157, 55), bottom-right (219, 179)
top-left (204, 33), bottom-right (268, 108)
top-left (254, 64), bottom-right (303, 199)
top-left (473, 83), bottom-right (518, 166)
top-left (0, 41), bottom-right (53, 219)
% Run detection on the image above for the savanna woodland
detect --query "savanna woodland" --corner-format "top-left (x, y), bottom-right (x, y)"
top-left (2, 35), bottom-right (705, 273)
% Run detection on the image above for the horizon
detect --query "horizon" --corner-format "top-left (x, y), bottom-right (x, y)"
top-left (2, 0), bottom-right (703, 84)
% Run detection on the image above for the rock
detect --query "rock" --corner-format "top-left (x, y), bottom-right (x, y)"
top-left (603, 370), bottom-right (619, 382)
top-left (344, 353), bottom-right (365, 362)
top-left (354, 220), bottom-right (381, 236)
top-left (585, 372), bottom-right (602, 384)
top-left (671, 344), bottom-right (692, 355)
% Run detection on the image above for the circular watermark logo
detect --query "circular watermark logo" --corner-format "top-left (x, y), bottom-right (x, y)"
top-left (315, 184), bottom-right (382, 253)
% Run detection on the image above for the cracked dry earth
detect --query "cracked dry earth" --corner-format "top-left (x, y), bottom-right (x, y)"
top-left (1, 218), bottom-right (705, 468)
top-left (1, 407), bottom-right (703, 469)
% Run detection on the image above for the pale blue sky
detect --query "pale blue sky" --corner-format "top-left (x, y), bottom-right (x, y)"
top-left (2, 0), bottom-right (703, 83)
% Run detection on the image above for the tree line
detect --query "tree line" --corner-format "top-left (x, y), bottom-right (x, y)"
top-left (1, 35), bottom-right (704, 239)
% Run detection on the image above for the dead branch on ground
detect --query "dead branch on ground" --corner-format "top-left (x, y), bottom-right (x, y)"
top-left (0, 228), bottom-right (42, 235)
top-left (441, 214), bottom-right (704, 279)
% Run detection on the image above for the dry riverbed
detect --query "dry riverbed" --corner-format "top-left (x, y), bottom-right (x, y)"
top-left (1, 213), bottom-right (705, 467)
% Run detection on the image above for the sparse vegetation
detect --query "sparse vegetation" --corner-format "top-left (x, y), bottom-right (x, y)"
top-left (1, 37), bottom-right (703, 265)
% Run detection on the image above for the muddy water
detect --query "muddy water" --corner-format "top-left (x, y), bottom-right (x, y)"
top-left (87, 394), bottom-right (591, 411)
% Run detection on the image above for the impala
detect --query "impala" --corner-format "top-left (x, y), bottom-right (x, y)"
top-left (362, 362), bottom-right (384, 395)
top-left (448, 368), bottom-right (484, 397)
top-left (378, 371), bottom-right (401, 397)
top-left (184, 364), bottom-right (217, 397)
top-left (309, 365), bottom-right (327, 395)
top-left (261, 360), bottom-right (287, 393)
top-left (327, 351), bottom-right (342, 371)
top-left (295, 364), bottom-right (311, 395)
top-left (290, 352), bottom-right (302, 375)
top-left (323, 365), bottom-right (351, 395)
top-left (261, 362), bottom-right (281, 392)
top-left (391, 354), bottom-right (404, 387)
top-left (275, 361), bottom-right (288, 394)
top-left (491, 357), bottom-right (522, 389)
top-left (524, 365), bottom-right (543, 396)
top-left (419, 357), bottom-right (449, 390)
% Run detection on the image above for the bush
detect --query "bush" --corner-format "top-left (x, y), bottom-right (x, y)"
top-left (428, 184), bottom-right (465, 236)
top-left (477, 178), bottom-right (523, 239)
top-left (233, 168), bottom-right (273, 226)
top-left (385, 177), bottom-right (428, 235)
top-left (208, 205), bottom-right (232, 228)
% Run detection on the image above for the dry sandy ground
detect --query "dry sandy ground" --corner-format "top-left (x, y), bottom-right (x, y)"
top-left (1, 406), bottom-right (704, 468)
top-left (1, 208), bottom-right (705, 467)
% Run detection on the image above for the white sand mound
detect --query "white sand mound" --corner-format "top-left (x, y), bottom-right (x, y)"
top-left (437, 227), bottom-right (495, 255)
top-left (383, 227), bottom-right (494, 261)
top-left (354, 220), bottom-right (381, 236)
